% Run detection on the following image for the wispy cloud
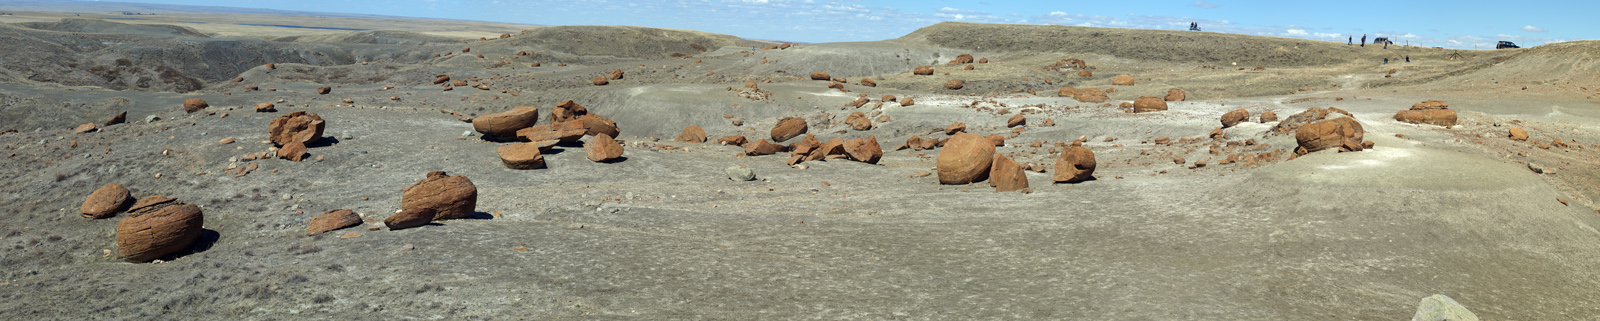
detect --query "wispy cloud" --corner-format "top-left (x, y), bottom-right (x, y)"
top-left (1520, 25), bottom-right (1546, 33)
top-left (1191, 0), bottom-right (1220, 9)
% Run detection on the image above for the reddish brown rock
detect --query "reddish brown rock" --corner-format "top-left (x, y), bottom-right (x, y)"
top-left (937, 132), bottom-right (995, 185)
top-left (608, 69), bottom-right (624, 80)
top-left (81, 184), bottom-right (133, 219)
top-left (585, 133), bottom-right (625, 162)
top-left (1040, 118), bottom-right (1056, 127)
top-left (989, 154), bottom-right (1029, 192)
top-left (592, 76), bottom-right (609, 86)
top-left (844, 135), bottom-right (883, 164)
top-left (913, 66), bottom-right (933, 75)
top-left (978, 58), bottom-right (989, 63)
top-left (1078, 70), bottom-right (1092, 77)
top-left (268, 111), bottom-right (325, 146)
top-left (473, 106), bottom-right (540, 138)
top-left (1112, 75), bottom-right (1134, 86)
top-left (401, 171), bottom-right (477, 221)
top-left (1053, 145), bottom-right (1096, 183)
top-left (1270, 107), bottom-right (1353, 136)
top-left (74, 123), bottom-right (97, 133)
top-left (1132, 96), bottom-right (1168, 113)
top-left (116, 196), bottom-right (203, 263)
top-left (1411, 100), bottom-right (1448, 110)
top-left (182, 98), bottom-right (208, 113)
top-left (384, 208), bottom-right (434, 230)
top-left (1295, 117), bottom-right (1366, 154)
top-left (254, 102), bottom-right (276, 112)
top-left (1058, 87), bottom-right (1079, 97)
top-left (882, 95), bottom-right (897, 101)
top-left (1259, 111), bottom-right (1279, 123)
top-left (307, 209), bottom-right (362, 236)
top-left (577, 114), bottom-right (620, 138)
top-left (945, 122), bottom-right (967, 135)
top-left (433, 74), bottom-right (451, 84)
top-left (944, 79), bottom-right (964, 90)
top-left (845, 112), bottom-right (873, 131)
top-left (859, 78), bottom-right (877, 87)
top-left (986, 134), bottom-right (1005, 146)
top-left (517, 127), bottom-right (586, 144)
top-left (316, 86), bottom-right (331, 95)
top-left (1074, 88), bottom-right (1108, 103)
top-left (951, 53), bottom-right (975, 65)
top-left (828, 81), bottom-right (844, 90)
top-left (900, 98), bottom-right (916, 106)
top-left (105, 112), bottom-right (126, 126)
top-left (1007, 114), bottom-right (1026, 128)
top-left (277, 141), bottom-right (307, 161)
top-left (810, 71), bottom-right (831, 80)
top-left (551, 100), bottom-right (588, 123)
top-left (744, 139), bottom-right (782, 155)
top-left (1394, 109), bottom-right (1458, 127)
top-left (1165, 88), bottom-right (1187, 102)
top-left (771, 117), bottom-right (808, 142)
top-left (1220, 108), bottom-right (1250, 128)
top-left (906, 135), bottom-right (926, 151)
top-left (675, 126), bottom-right (707, 143)
top-left (963, 65), bottom-right (975, 70)
top-left (498, 143), bottom-right (546, 169)
top-left (717, 135), bottom-right (749, 146)
top-left (1509, 127), bottom-right (1529, 141)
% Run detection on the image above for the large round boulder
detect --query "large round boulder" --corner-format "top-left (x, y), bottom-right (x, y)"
top-left (937, 133), bottom-right (995, 185)
top-left (401, 171), bottom-right (478, 221)
top-left (81, 184), bottom-right (133, 219)
top-left (473, 106), bottom-right (540, 138)
top-left (1295, 117), bottom-right (1366, 154)
top-left (116, 196), bottom-right (203, 263)
top-left (268, 111), bottom-right (325, 146)
top-left (1132, 96), bottom-right (1168, 113)
top-left (1220, 108), bottom-right (1250, 128)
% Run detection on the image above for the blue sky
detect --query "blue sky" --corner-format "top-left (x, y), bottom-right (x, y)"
top-left (115, 0), bottom-right (1593, 49)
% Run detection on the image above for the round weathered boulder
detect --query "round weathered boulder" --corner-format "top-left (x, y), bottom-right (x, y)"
top-left (592, 76), bottom-right (609, 86)
top-left (1053, 145), bottom-right (1097, 183)
top-left (675, 126), bottom-right (707, 143)
top-left (116, 196), bottom-right (204, 263)
top-left (473, 106), bottom-right (540, 138)
top-left (401, 171), bottom-right (478, 221)
top-left (268, 111), bottom-right (325, 146)
top-left (1112, 75), bottom-right (1134, 86)
top-left (1133, 96), bottom-right (1168, 113)
top-left (913, 65), bottom-right (933, 75)
top-left (1221, 108), bottom-right (1250, 128)
top-left (1394, 109), bottom-right (1458, 127)
top-left (81, 184), bottom-right (133, 219)
top-left (182, 98), bottom-right (208, 113)
top-left (1259, 111), bottom-right (1279, 123)
top-left (937, 133), bottom-right (995, 185)
top-left (1165, 88), bottom-right (1187, 102)
top-left (944, 79), bottom-right (964, 90)
top-left (1295, 117), bottom-right (1366, 154)
top-left (384, 208), bottom-right (435, 230)
top-left (810, 72), bottom-right (831, 80)
top-left (1074, 88), bottom-right (1108, 103)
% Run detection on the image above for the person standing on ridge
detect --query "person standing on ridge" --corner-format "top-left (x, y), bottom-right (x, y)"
top-left (1361, 35), bottom-right (1367, 47)
top-left (1348, 36), bottom-right (1353, 45)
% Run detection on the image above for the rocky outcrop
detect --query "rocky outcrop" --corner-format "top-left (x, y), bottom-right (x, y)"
top-left (400, 171), bottom-right (477, 221)
top-left (1112, 75), bottom-right (1134, 86)
top-left (1053, 144), bottom-right (1096, 183)
top-left (116, 196), bottom-right (203, 263)
top-left (771, 117), bottom-right (807, 142)
top-left (937, 133), bottom-right (995, 185)
top-left (497, 143), bottom-right (546, 169)
top-left (473, 106), bottom-right (540, 138)
top-left (306, 209), bottom-right (362, 236)
top-left (585, 133), bottom-right (625, 162)
top-left (1132, 96), bottom-right (1167, 113)
top-left (1220, 108), bottom-right (1250, 128)
top-left (80, 184), bottom-right (133, 219)
top-left (268, 111), bottom-right (325, 146)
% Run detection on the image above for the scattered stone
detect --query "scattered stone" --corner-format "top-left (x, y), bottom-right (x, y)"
top-left (1112, 75), bottom-right (1134, 86)
top-left (989, 154), bottom-right (1029, 192)
top-left (585, 133), bottom-right (625, 162)
top-left (105, 112), bottom-right (126, 126)
top-left (433, 74), bottom-right (451, 84)
top-left (254, 102), bottom-right (276, 112)
top-left (316, 87), bottom-right (331, 95)
top-left (384, 208), bottom-right (435, 230)
top-left (1221, 108), bottom-right (1250, 128)
top-left (1007, 114), bottom-right (1026, 128)
top-left (937, 133), bottom-right (995, 185)
top-left (1132, 96), bottom-right (1168, 113)
top-left (277, 141), bottom-right (308, 161)
top-left (900, 98), bottom-right (915, 106)
top-left (268, 111), bottom-right (325, 146)
top-left (116, 195), bottom-right (203, 263)
top-left (1165, 88), bottom-right (1187, 102)
top-left (744, 139), bottom-right (782, 155)
top-left (1259, 111), bottom-right (1279, 123)
top-left (859, 78), bottom-right (877, 87)
top-left (771, 117), bottom-right (808, 142)
top-left (951, 53), bottom-right (975, 65)
top-left (810, 72), bottom-right (831, 80)
top-left (497, 143), bottom-right (546, 169)
top-left (675, 126), bottom-right (707, 143)
top-left (608, 69), bottom-right (624, 80)
top-left (1078, 70), bottom-right (1092, 77)
top-left (717, 135), bottom-right (749, 146)
top-left (472, 106), bottom-right (540, 138)
top-left (182, 98), bottom-right (208, 113)
top-left (592, 76), bottom-right (609, 86)
top-left (401, 171), bottom-right (478, 221)
top-left (726, 165), bottom-right (756, 181)
top-left (80, 184), bottom-right (133, 219)
top-left (307, 209), bottom-right (363, 236)
top-left (1053, 145), bottom-right (1096, 183)
top-left (844, 135), bottom-right (883, 164)
top-left (575, 114), bottom-right (621, 138)
top-left (943, 79), bottom-right (965, 90)
top-left (1411, 294), bottom-right (1479, 321)
top-left (913, 66), bottom-right (933, 75)
top-left (845, 112), bottom-right (873, 131)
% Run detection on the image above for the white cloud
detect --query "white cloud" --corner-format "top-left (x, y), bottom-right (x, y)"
top-left (1520, 25), bottom-right (1546, 32)
top-left (1286, 29), bottom-right (1308, 36)
top-left (1049, 11), bottom-right (1067, 16)
top-left (1192, 0), bottom-right (1220, 9)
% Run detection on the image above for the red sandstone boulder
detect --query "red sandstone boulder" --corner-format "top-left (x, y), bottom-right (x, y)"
top-left (945, 122), bottom-right (967, 135)
top-left (675, 126), bottom-right (707, 143)
top-left (744, 139), bottom-right (782, 155)
top-left (498, 143), bottom-right (547, 169)
top-left (576, 114), bottom-right (620, 138)
top-left (1078, 70), bottom-right (1092, 77)
top-left (1270, 107), bottom-right (1353, 136)
top-left (1394, 109), bottom-right (1457, 127)
top-left (316, 86), bottom-right (331, 95)
top-left (900, 98), bottom-right (916, 106)
top-left (277, 141), bottom-right (307, 161)
top-left (845, 112), bottom-right (873, 131)
top-left (268, 111), bottom-right (325, 146)
top-left (517, 126), bottom-right (586, 144)
top-left (717, 135), bottom-right (749, 146)
top-left (1053, 145), bottom-right (1096, 183)
top-left (592, 76), bottom-right (608, 86)
top-left (989, 154), bottom-right (1029, 192)
top-left (771, 117), bottom-right (808, 142)
top-left (1112, 75), bottom-right (1134, 86)
top-left (1165, 88), bottom-right (1187, 102)
top-left (952, 53), bottom-right (975, 65)
top-left (944, 79), bottom-right (965, 90)
top-left (1259, 111), bottom-right (1279, 123)
top-left (859, 78), bottom-right (877, 87)
top-left (1007, 114), bottom-right (1026, 128)
top-left (1058, 87), bottom-right (1079, 97)
top-left (1074, 88), bottom-right (1108, 103)
top-left (401, 171), bottom-right (478, 221)
top-left (74, 123), bottom-right (97, 133)
top-left (81, 184), bottom-right (133, 219)
top-left (810, 72), bottom-right (831, 80)
top-left (913, 66), bottom-right (933, 75)
top-left (937, 133), bottom-right (995, 185)
top-left (106, 112), bottom-right (126, 126)
top-left (116, 195), bottom-right (203, 263)
top-left (609, 69), bottom-right (624, 80)
top-left (254, 102), bottom-right (276, 112)
top-left (306, 209), bottom-right (362, 236)
top-left (1509, 128), bottom-right (1529, 141)
top-left (433, 74), bottom-right (451, 84)
top-left (1412, 100), bottom-right (1449, 110)
top-left (585, 133), bottom-right (625, 162)
top-left (844, 135), bottom-right (883, 164)
top-left (473, 106), bottom-right (540, 138)
top-left (1295, 117), bottom-right (1366, 154)
top-left (551, 100), bottom-right (588, 123)
top-left (182, 98), bottom-right (208, 113)
top-left (384, 208), bottom-right (434, 230)
top-left (1132, 96), bottom-right (1167, 113)
top-left (1220, 108), bottom-right (1250, 128)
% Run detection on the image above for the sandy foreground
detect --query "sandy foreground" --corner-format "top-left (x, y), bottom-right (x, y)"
top-left (0, 8), bottom-right (1598, 321)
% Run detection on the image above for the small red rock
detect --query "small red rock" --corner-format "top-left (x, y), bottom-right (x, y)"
top-left (307, 209), bottom-right (362, 235)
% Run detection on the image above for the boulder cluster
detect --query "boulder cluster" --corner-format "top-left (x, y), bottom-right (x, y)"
top-left (468, 100), bottom-right (626, 169)
top-left (77, 184), bottom-right (205, 263)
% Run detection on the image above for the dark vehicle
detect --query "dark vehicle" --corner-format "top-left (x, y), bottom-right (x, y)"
top-left (1497, 41), bottom-right (1520, 49)
top-left (1371, 37), bottom-right (1394, 45)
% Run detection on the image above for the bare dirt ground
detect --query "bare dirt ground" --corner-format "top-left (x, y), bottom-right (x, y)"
top-left (1, 11), bottom-right (1599, 320)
